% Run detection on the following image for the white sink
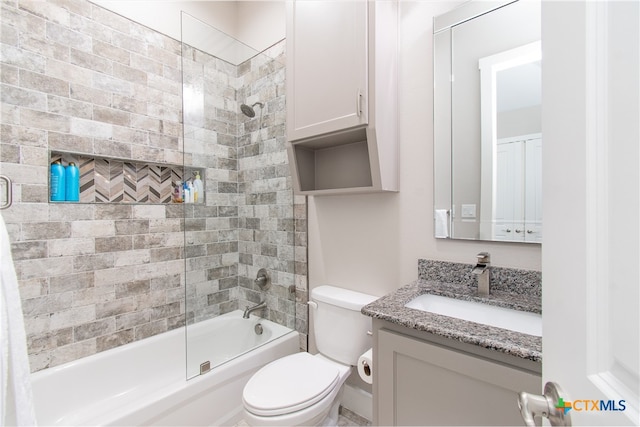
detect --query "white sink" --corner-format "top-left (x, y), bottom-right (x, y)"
top-left (405, 294), bottom-right (542, 337)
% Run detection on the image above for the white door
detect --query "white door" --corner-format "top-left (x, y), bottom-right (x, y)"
top-left (530, 1), bottom-right (639, 426)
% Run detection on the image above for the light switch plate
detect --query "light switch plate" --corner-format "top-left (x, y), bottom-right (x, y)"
top-left (461, 204), bottom-right (476, 218)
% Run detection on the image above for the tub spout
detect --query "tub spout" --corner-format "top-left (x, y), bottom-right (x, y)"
top-left (243, 300), bottom-right (267, 319)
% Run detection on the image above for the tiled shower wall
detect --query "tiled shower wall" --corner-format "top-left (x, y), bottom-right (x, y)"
top-left (1, 0), bottom-right (186, 372)
top-left (236, 45), bottom-right (307, 337)
top-left (0, 0), bottom-right (307, 372)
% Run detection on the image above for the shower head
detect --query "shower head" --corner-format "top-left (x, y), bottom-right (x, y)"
top-left (240, 102), bottom-right (264, 118)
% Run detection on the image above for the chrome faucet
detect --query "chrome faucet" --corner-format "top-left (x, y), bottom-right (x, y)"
top-left (243, 300), bottom-right (267, 319)
top-left (471, 252), bottom-right (491, 297)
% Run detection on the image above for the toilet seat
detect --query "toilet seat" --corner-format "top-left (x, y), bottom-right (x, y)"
top-left (243, 352), bottom-right (340, 417)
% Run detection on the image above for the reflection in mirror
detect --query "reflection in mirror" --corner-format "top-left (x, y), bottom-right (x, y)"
top-left (479, 42), bottom-right (542, 242)
top-left (434, 0), bottom-right (541, 243)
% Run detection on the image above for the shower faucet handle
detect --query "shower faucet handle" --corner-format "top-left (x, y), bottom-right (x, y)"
top-left (254, 268), bottom-right (270, 290)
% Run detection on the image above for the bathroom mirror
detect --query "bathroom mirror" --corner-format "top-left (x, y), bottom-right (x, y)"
top-left (434, 0), bottom-right (542, 243)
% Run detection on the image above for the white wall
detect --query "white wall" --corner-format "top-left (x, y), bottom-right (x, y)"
top-left (497, 105), bottom-right (542, 138)
top-left (237, 1), bottom-right (286, 51)
top-left (308, 1), bottom-right (542, 299)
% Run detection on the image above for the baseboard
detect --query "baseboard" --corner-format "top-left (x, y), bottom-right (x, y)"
top-left (341, 384), bottom-right (372, 422)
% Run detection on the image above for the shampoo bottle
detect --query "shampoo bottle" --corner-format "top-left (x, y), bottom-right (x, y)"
top-left (188, 181), bottom-right (195, 203)
top-left (50, 161), bottom-right (65, 202)
top-left (183, 181), bottom-right (191, 203)
top-left (193, 171), bottom-right (203, 203)
top-left (65, 162), bottom-right (80, 202)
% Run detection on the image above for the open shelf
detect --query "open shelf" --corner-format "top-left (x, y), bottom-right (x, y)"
top-left (292, 127), bottom-right (374, 192)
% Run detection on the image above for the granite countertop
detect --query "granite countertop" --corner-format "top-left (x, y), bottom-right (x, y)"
top-left (361, 279), bottom-right (542, 363)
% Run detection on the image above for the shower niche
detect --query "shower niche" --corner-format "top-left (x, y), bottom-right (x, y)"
top-left (49, 151), bottom-right (190, 204)
top-left (286, 0), bottom-right (398, 195)
top-left (48, 151), bottom-right (208, 204)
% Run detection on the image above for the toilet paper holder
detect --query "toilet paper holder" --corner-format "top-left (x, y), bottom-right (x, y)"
top-left (361, 359), bottom-right (371, 376)
top-left (357, 348), bottom-right (374, 384)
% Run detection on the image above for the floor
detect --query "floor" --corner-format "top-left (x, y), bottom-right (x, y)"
top-left (338, 407), bottom-right (371, 426)
top-left (236, 406), bottom-right (371, 426)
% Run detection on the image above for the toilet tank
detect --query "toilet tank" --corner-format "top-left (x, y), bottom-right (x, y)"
top-left (310, 285), bottom-right (378, 365)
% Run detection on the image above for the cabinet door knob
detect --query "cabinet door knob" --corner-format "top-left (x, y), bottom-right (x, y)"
top-left (527, 230), bottom-right (533, 234)
top-left (515, 229), bottom-right (522, 233)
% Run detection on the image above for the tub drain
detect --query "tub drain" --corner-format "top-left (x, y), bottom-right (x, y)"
top-left (254, 323), bottom-right (263, 335)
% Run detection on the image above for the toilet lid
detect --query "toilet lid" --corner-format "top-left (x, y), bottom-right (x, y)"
top-left (243, 352), bottom-right (340, 417)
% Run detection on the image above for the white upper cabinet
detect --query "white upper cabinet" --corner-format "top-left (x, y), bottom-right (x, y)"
top-left (286, 0), bottom-right (398, 195)
top-left (286, 1), bottom-right (368, 140)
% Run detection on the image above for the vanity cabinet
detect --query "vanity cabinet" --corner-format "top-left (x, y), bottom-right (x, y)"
top-left (373, 321), bottom-right (541, 426)
top-left (285, 0), bottom-right (398, 195)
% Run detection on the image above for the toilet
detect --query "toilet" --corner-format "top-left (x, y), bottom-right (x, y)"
top-left (242, 285), bottom-right (377, 426)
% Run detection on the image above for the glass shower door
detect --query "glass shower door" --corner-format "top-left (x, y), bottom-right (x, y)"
top-left (180, 12), bottom-right (298, 379)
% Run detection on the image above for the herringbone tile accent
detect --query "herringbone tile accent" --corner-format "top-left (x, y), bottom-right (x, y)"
top-left (123, 162), bottom-right (137, 202)
top-left (79, 157), bottom-right (95, 203)
top-left (160, 167), bottom-right (173, 203)
top-left (110, 161), bottom-right (124, 202)
top-left (148, 165), bottom-right (161, 203)
top-left (50, 152), bottom-right (184, 204)
top-left (136, 164), bottom-right (149, 203)
top-left (94, 158), bottom-right (110, 203)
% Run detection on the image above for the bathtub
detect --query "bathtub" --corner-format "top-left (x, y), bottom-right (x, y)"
top-left (31, 311), bottom-right (298, 426)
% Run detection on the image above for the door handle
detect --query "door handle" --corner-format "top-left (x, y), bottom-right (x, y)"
top-left (0, 175), bottom-right (12, 210)
top-left (518, 382), bottom-right (571, 426)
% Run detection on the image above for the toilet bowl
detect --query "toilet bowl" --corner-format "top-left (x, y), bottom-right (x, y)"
top-left (241, 285), bottom-right (377, 426)
top-left (243, 352), bottom-right (350, 426)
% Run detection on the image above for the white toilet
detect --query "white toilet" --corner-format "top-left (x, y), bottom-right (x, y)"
top-left (242, 285), bottom-right (377, 426)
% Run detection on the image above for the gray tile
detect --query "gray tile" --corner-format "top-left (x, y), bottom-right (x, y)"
top-left (74, 318), bottom-right (115, 341)
top-left (134, 319), bottom-right (167, 340)
top-left (46, 21), bottom-right (92, 52)
top-left (339, 407), bottom-right (372, 426)
top-left (1, 84), bottom-right (47, 109)
top-left (97, 329), bottom-right (134, 352)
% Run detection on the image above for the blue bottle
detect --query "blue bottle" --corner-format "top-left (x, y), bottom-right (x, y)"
top-left (50, 161), bottom-right (65, 202)
top-left (65, 162), bottom-right (80, 202)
